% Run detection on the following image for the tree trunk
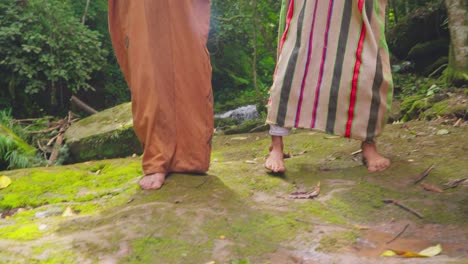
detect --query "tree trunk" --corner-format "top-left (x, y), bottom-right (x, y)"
top-left (82, 0), bottom-right (91, 25)
top-left (444, 0), bottom-right (468, 85)
top-left (252, 0), bottom-right (260, 99)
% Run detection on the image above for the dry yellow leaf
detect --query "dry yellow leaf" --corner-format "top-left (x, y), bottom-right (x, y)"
top-left (0, 176), bottom-right (12, 189)
top-left (380, 250), bottom-right (397, 257)
top-left (419, 244), bottom-right (442, 257)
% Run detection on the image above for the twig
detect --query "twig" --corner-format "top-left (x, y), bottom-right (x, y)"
top-left (413, 164), bottom-right (435, 184)
top-left (383, 199), bottom-right (424, 219)
top-left (443, 178), bottom-right (467, 190)
top-left (70, 95), bottom-right (97, 115)
top-left (249, 124), bottom-right (268, 133)
top-left (386, 224), bottom-right (410, 244)
top-left (351, 149), bottom-right (362, 155)
top-left (28, 125), bottom-right (61, 134)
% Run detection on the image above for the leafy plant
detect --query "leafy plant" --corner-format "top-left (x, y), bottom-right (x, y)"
top-left (0, 0), bottom-right (106, 116)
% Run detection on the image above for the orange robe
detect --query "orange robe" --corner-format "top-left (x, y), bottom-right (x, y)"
top-left (108, 0), bottom-right (213, 174)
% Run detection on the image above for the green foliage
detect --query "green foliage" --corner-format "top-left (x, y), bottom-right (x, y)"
top-left (0, 128), bottom-right (40, 170)
top-left (0, 0), bottom-right (107, 116)
top-left (210, 0), bottom-right (280, 112)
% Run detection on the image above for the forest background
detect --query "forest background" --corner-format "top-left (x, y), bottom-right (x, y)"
top-left (0, 0), bottom-right (466, 170)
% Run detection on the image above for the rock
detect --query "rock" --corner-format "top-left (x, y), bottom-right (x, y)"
top-left (407, 38), bottom-right (449, 74)
top-left (35, 207), bottom-right (63, 219)
top-left (215, 105), bottom-right (260, 122)
top-left (64, 102), bottom-right (142, 163)
top-left (387, 2), bottom-right (449, 59)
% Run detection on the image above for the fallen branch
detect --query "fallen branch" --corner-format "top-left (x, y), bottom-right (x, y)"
top-left (383, 199), bottom-right (424, 219)
top-left (47, 112), bottom-right (74, 166)
top-left (27, 125), bottom-right (61, 134)
top-left (386, 224), bottom-right (410, 244)
top-left (70, 95), bottom-right (97, 115)
top-left (413, 164), bottom-right (435, 184)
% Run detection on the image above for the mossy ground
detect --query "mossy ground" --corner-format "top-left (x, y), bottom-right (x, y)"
top-left (0, 121), bottom-right (467, 263)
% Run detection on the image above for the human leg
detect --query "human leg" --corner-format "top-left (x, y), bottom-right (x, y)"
top-left (265, 125), bottom-right (289, 173)
top-left (361, 140), bottom-right (390, 172)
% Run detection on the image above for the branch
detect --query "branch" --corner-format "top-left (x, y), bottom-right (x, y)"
top-left (70, 95), bottom-right (97, 115)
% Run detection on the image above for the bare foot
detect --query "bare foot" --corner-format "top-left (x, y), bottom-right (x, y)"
top-left (139, 173), bottom-right (166, 190)
top-left (265, 136), bottom-right (286, 173)
top-left (361, 141), bottom-right (390, 172)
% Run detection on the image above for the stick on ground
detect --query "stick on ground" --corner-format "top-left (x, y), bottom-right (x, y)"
top-left (414, 164), bottom-right (435, 184)
top-left (386, 224), bottom-right (410, 244)
top-left (383, 199), bottom-right (424, 219)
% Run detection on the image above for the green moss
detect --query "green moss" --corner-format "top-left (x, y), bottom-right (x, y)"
top-left (0, 159), bottom-right (141, 211)
top-left (400, 95), bottom-right (431, 121)
top-left (324, 181), bottom-right (406, 223)
top-left (0, 223), bottom-right (44, 241)
top-left (31, 244), bottom-right (79, 264)
top-left (316, 230), bottom-right (359, 253)
top-left (423, 97), bottom-right (468, 119)
top-left (125, 237), bottom-right (199, 264)
top-left (224, 119), bottom-right (267, 135)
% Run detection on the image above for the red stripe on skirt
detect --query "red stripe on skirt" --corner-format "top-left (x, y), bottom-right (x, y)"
top-left (310, 0), bottom-right (334, 128)
top-left (274, 0), bottom-right (295, 77)
top-left (294, 0), bottom-right (319, 127)
top-left (345, 0), bottom-right (366, 138)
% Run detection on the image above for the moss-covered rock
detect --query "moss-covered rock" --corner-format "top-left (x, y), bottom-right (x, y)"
top-left (387, 2), bottom-right (449, 59)
top-left (400, 94), bottom-right (430, 121)
top-left (64, 102), bottom-right (142, 163)
top-left (407, 38), bottom-right (449, 74)
top-left (0, 121), bottom-right (467, 263)
top-left (422, 95), bottom-right (468, 120)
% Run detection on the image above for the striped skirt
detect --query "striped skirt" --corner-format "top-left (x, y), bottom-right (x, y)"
top-left (267, 0), bottom-right (393, 142)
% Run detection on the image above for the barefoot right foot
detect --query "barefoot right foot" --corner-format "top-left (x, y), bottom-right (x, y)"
top-left (139, 173), bottom-right (166, 190)
top-left (265, 136), bottom-right (286, 173)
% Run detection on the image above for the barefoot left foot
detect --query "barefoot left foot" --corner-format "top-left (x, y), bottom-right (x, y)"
top-left (361, 142), bottom-right (390, 172)
top-left (139, 172), bottom-right (166, 190)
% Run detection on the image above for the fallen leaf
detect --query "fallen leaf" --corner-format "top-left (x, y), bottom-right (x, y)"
top-left (419, 244), bottom-right (442, 257)
top-left (381, 250), bottom-right (426, 258)
top-left (62, 206), bottom-right (76, 217)
top-left (219, 235), bottom-right (225, 240)
top-left (436, 129), bottom-right (449, 135)
top-left (420, 183), bottom-right (444, 193)
top-left (0, 176), bottom-right (12, 189)
top-left (381, 244), bottom-right (442, 258)
top-left (380, 250), bottom-right (397, 257)
top-left (288, 182), bottom-right (320, 199)
top-left (230, 137), bottom-right (248, 141)
top-left (354, 225), bottom-right (370, 230)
